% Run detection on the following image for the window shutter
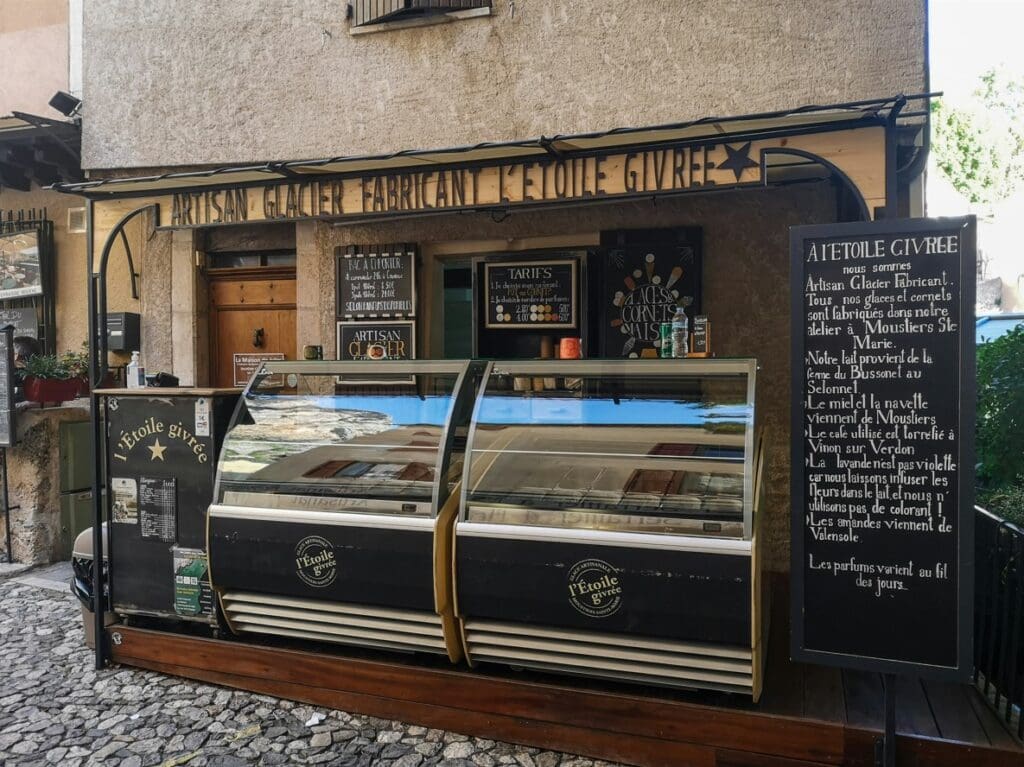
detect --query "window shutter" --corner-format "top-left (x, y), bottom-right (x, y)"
top-left (352, 0), bottom-right (409, 27)
top-left (352, 0), bottom-right (490, 27)
top-left (408, 0), bottom-right (490, 9)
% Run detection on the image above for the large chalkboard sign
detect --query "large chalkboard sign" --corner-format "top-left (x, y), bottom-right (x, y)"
top-left (0, 328), bottom-right (14, 447)
top-left (597, 230), bottom-right (702, 358)
top-left (484, 259), bottom-right (578, 329)
top-left (336, 245), bottom-right (416, 318)
top-left (790, 217), bottom-right (975, 680)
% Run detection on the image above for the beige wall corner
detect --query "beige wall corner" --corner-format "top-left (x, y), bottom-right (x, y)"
top-left (296, 220), bottom-right (332, 357)
top-left (169, 229), bottom-right (202, 385)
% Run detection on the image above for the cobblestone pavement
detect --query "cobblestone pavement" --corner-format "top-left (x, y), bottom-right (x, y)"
top-left (0, 576), bottom-right (627, 767)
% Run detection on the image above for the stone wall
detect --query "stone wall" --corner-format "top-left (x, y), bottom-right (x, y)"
top-left (5, 402), bottom-right (91, 564)
top-left (82, 0), bottom-right (926, 169)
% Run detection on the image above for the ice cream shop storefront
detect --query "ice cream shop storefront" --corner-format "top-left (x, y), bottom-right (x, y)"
top-left (58, 96), bottom-right (1022, 766)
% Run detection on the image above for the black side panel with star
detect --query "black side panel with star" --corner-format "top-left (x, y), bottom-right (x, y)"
top-left (104, 392), bottom-right (238, 620)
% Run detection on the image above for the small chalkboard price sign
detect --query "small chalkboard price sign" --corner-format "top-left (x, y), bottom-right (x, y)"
top-left (0, 327), bottom-right (15, 448)
top-left (484, 259), bottom-right (577, 329)
top-left (336, 245), bottom-right (416, 318)
top-left (791, 217), bottom-right (975, 681)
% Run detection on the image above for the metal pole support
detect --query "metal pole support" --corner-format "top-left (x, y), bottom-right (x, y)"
top-left (875, 673), bottom-right (897, 767)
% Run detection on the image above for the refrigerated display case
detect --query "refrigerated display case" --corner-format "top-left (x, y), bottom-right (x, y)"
top-left (454, 359), bottom-right (766, 698)
top-left (207, 360), bottom-right (484, 660)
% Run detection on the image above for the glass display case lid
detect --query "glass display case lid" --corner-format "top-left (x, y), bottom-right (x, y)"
top-left (214, 360), bottom-right (480, 518)
top-left (461, 358), bottom-right (757, 540)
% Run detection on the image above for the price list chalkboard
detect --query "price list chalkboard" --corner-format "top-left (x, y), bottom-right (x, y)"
top-left (0, 328), bottom-right (14, 447)
top-left (484, 259), bottom-right (577, 329)
top-left (790, 217), bottom-right (975, 680)
top-left (336, 246), bottom-right (416, 317)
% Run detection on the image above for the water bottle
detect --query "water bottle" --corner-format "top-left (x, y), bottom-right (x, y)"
top-left (670, 306), bottom-right (689, 358)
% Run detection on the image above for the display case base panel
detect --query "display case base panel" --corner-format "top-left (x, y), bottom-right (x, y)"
top-left (464, 620), bottom-right (752, 695)
top-left (221, 591), bottom-right (448, 655)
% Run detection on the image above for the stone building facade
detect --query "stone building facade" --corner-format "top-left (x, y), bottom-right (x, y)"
top-left (73, 1), bottom-right (931, 571)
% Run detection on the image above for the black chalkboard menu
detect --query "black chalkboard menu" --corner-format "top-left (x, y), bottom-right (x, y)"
top-left (336, 245), bottom-right (416, 318)
top-left (790, 217), bottom-right (976, 680)
top-left (0, 327), bottom-right (14, 447)
top-left (596, 231), bottom-right (702, 358)
top-left (484, 259), bottom-right (577, 329)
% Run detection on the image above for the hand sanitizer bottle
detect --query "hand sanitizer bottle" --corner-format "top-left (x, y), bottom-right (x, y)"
top-left (127, 351), bottom-right (141, 388)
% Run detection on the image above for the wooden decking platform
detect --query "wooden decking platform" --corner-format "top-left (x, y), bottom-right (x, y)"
top-left (107, 617), bottom-right (1021, 767)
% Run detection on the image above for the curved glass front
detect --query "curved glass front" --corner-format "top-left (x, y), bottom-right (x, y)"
top-left (214, 361), bottom-right (474, 517)
top-left (462, 360), bottom-right (756, 538)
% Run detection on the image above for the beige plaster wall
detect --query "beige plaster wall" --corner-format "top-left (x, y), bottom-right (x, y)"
top-left (291, 182), bottom-right (838, 571)
top-left (0, 0), bottom-right (69, 116)
top-left (81, 0), bottom-right (925, 169)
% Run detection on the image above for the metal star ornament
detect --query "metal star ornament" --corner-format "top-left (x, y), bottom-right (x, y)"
top-left (718, 142), bottom-right (758, 182)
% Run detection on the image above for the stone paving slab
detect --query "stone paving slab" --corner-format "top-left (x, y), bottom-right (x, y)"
top-left (0, 579), bottom-right (629, 767)
top-left (0, 561), bottom-right (33, 579)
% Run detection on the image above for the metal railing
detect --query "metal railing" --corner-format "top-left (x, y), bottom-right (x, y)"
top-left (976, 505), bottom-right (1024, 740)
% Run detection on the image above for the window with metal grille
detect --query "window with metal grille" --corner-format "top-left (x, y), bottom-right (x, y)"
top-left (350, 0), bottom-right (491, 28)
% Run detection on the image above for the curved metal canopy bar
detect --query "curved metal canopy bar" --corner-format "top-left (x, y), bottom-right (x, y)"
top-left (759, 147), bottom-right (871, 223)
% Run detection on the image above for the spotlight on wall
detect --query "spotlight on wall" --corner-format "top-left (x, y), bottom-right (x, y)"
top-left (48, 90), bottom-right (82, 118)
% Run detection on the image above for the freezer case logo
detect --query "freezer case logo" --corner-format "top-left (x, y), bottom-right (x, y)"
top-left (567, 558), bottom-right (623, 618)
top-left (295, 536), bottom-right (337, 588)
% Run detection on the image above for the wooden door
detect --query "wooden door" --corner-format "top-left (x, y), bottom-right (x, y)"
top-left (209, 269), bottom-right (296, 388)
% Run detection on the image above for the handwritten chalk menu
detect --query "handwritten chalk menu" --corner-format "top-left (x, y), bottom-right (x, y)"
top-left (0, 328), bottom-right (13, 447)
top-left (484, 259), bottom-right (577, 329)
top-left (336, 246), bottom-right (416, 317)
top-left (790, 217), bottom-right (975, 680)
top-left (139, 476), bottom-right (177, 543)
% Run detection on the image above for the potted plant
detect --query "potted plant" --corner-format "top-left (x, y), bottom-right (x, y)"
top-left (21, 354), bottom-right (84, 405)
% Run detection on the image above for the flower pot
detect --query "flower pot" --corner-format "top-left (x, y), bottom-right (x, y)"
top-left (23, 376), bottom-right (83, 405)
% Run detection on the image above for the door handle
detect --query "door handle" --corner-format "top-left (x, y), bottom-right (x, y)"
top-left (253, 328), bottom-right (265, 348)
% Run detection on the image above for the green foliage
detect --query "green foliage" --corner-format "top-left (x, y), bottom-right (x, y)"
top-left (22, 354), bottom-right (73, 380)
top-left (977, 325), bottom-right (1024, 524)
top-left (59, 343), bottom-right (90, 379)
top-left (979, 480), bottom-right (1024, 528)
top-left (931, 68), bottom-right (1024, 205)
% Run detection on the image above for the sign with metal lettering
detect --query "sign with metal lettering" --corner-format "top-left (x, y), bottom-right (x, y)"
top-left (167, 140), bottom-right (774, 227)
top-left (790, 217), bottom-right (976, 680)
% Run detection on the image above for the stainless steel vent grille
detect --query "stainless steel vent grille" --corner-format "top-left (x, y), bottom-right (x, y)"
top-left (221, 591), bottom-right (447, 654)
top-left (464, 620), bottom-right (753, 694)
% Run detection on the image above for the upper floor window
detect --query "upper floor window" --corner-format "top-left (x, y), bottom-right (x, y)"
top-left (350, 0), bottom-right (491, 33)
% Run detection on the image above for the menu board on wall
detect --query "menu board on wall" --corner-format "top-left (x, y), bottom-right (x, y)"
top-left (336, 245), bottom-right (416, 318)
top-left (790, 217), bottom-right (975, 680)
top-left (0, 328), bottom-right (15, 447)
top-left (597, 232), bottom-right (702, 358)
top-left (484, 259), bottom-right (577, 329)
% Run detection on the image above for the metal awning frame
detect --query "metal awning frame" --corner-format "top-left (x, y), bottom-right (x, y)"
top-left (54, 94), bottom-right (935, 200)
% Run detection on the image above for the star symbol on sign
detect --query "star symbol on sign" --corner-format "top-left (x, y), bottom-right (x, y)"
top-left (148, 438), bottom-right (167, 461)
top-left (718, 142), bottom-right (759, 182)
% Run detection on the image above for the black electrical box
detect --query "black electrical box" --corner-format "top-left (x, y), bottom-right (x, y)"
top-left (106, 313), bottom-right (140, 352)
